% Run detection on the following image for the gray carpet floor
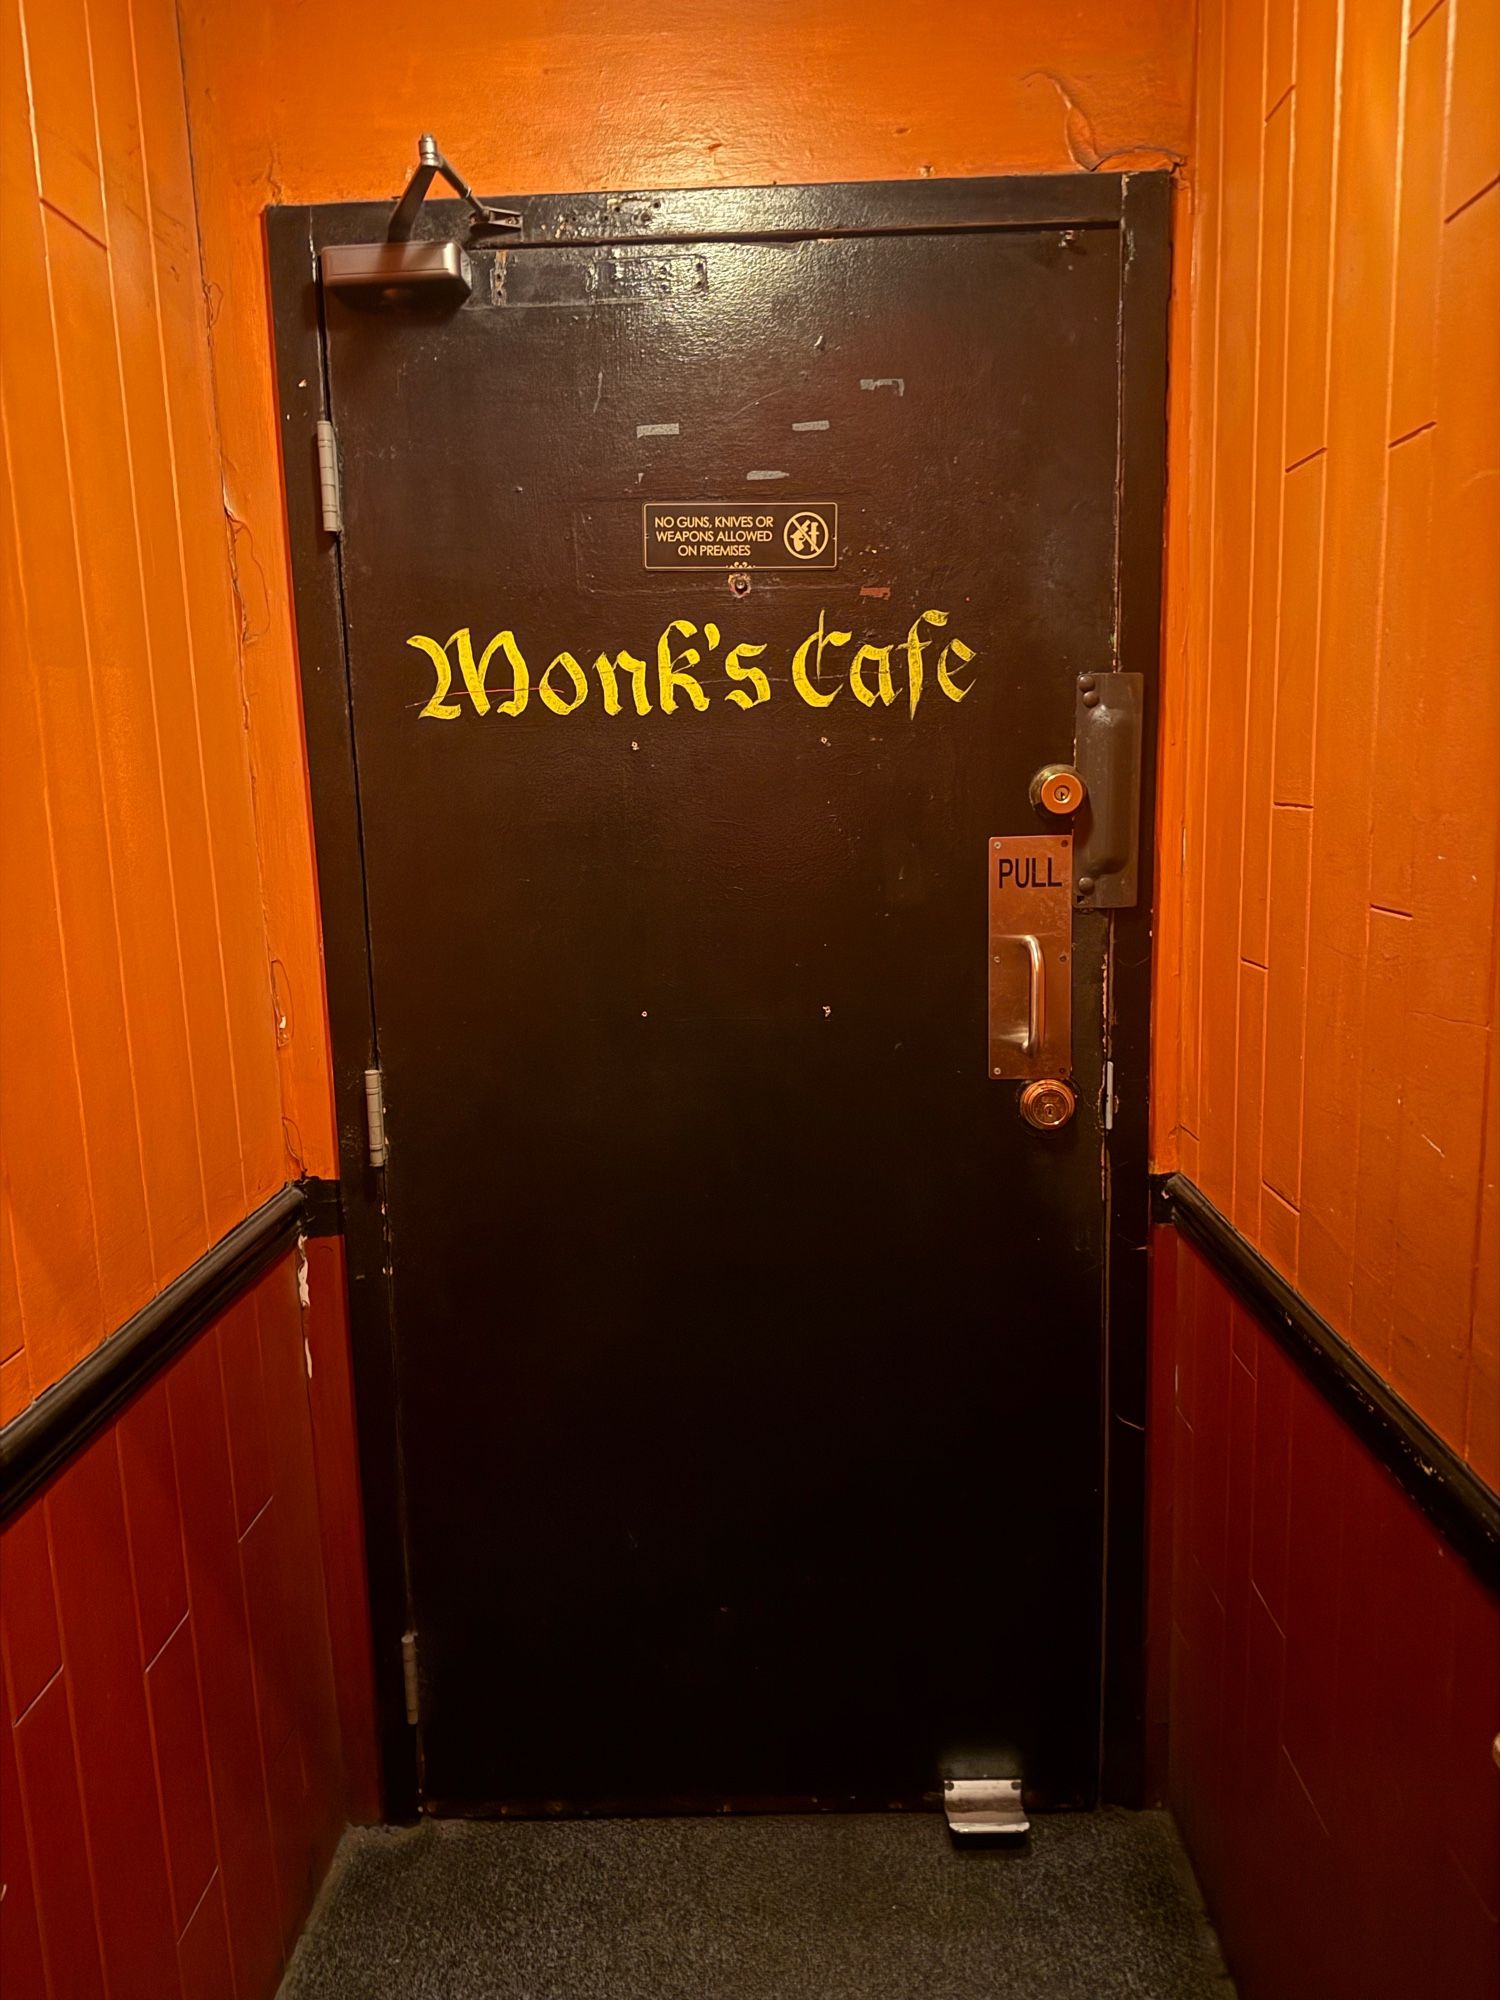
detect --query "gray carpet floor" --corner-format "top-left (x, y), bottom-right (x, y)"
top-left (280, 1810), bottom-right (1234, 1999)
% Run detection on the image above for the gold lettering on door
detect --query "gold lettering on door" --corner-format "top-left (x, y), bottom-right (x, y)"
top-left (404, 612), bottom-right (979, 722)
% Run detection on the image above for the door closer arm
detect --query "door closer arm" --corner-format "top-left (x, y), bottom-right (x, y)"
top-left (388, 134), bottom-right (520, 240)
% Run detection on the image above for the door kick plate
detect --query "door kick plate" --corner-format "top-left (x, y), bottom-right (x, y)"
top-left (987, 834), bottom-right (1072, 1080)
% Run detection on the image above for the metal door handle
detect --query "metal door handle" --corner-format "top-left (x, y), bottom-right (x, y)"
top-left (1001, 933), bottom-right (1045, 1056)
top-left (1020, 934), bottom-right (1044, 1056)
top-left (987, 835), bottom-right (1071, 1081)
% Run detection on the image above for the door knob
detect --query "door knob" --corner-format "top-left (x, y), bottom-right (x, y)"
top-left (1030, 765), bottom-right (1086, 816)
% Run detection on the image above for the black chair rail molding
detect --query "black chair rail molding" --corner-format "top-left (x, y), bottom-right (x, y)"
top-left (0, 1183), bottom-right (312, 1524)
top-left (1154, 1172), bottom-right (1500, 1595)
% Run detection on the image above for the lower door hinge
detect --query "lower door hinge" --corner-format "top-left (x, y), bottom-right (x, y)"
top-left (364, 1066), bottom-right (388, 1169)
top-left (315, 418), bottom-right (343, 535)
top-left (401, 1629), bottom-right (420, 1726)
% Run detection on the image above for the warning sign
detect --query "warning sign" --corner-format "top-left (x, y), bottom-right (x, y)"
top-left (643, 501), bottom-right (839, 571)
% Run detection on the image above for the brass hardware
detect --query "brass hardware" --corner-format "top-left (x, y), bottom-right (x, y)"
top-left (1029, 764), bottom-right (1087, 817)
top-left (987, 835), bottom-right (1072, 1079)
top-left (1019, 1079), bottom-right (1076, 1131)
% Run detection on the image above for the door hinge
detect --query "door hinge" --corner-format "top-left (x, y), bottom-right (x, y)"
top-left (315, 417), bottom-right (343, 535)
top-left (364, 1066), bottom-right (388, 1168)
top-left (1103, 1057), bottom-right (1116, 1131)
top-left (401, 1629), bottom-right (420, 1726)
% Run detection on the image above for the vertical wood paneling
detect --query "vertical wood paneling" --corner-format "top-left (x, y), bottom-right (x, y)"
top-left (176, 1878), bottom-right (235, 2000)
top-left (47, 183), bottom-right (208, 1284)
top-left (1239, 95), bottom-right (1293, 975)
top-left (0, 1504), bottom-right (60, 1723)
top-left (1196, 0), bottom-right (1266, 1212)
top-left (0, 1251), bottom-right (365, 2000)
top-left (1175, 0), bottom-right (1230, 1176)
top-left (131, 0), bottom-right (284, 1221)
top-left (45, 1443), bottom-right (182, 1998)
top-left (19, 0), bottom-right (105, 238)
top-left (9, 189), bottom-right (157, 1341)
top-left (1169, 0), bottom-right (1500, 1475)
top-left (11, 1673), bottom-right (108, 1999)
top-left (1156, 1232), bottom-right (1500, 2000)
top-left (0, 0), bottom-right (286, 1412)
top-left (0, 1713), bottom-right (47, 1996)
top-left (0, 380), bottom-right (105, 1361)
top-left (1442, 0), bottom-right (1499, 217)
top-left (168, 1329), bottom-right (285, 2000)
top-left (1297, 0), bottom-right (1405, 1328)
top-left (144, 1616), bottom-right (220, 1937)
top-left (1388, 4), bottom-right (1450, 446)
top-left (1281, 0), bottom-right (1341, 468)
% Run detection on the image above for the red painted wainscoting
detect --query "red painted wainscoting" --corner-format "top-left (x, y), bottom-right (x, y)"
top-left (0, 1241), bottom-right (378, 2000)
top-left (1150, 1226), bottom-right (1500, 2000)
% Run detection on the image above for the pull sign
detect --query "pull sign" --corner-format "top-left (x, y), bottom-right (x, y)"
top-left (987, 835), bottom-right (1072, 1080)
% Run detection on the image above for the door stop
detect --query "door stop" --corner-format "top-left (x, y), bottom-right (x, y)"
top-left (942, 1775), bottom-right (1030, 1839)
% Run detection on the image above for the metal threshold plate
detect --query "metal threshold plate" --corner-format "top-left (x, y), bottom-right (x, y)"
top-left (943, 1776), bottom-right (1030, 1838)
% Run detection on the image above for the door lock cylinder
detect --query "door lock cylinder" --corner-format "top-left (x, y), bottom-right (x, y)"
top-left (1029, 764), bottom-right (1087, 817)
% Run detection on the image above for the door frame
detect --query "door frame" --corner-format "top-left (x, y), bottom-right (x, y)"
top-left (266, 171), bottom-right (1172, 1819)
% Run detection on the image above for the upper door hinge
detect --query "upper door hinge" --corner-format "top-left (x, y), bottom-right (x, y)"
top-left (316, 418), bottom-right (343, 535)
top-left (364, 1065), bottom-right (388, 1169)
top-left (401, 1629), bottom-right (420, 1726)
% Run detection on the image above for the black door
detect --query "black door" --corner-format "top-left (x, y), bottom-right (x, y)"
top-left (304, 178), bottom-right (1164, 1813)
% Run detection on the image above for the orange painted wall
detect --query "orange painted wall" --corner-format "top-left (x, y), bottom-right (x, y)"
top-left (11, 0), bottom-right (1489, 1491)
top-left (1160, 0), bottom-right (1499, 1479)
top-left (0, 0), bottom-right (286, 1414)
top-left (174, 0), bottom-right (1194, 1191)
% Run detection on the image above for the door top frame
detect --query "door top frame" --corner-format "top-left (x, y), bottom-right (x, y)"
top-left (290, 169), bottom-right (1153, 258)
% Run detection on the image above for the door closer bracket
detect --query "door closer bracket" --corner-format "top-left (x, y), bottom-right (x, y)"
top-left (387, 133), bottom-right (521, 241)
top-left (319, 136), bottom-right (520, 304)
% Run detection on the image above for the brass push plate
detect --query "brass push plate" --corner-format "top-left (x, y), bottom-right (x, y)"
top-left (987, 835), bottom-right (1072, 1080)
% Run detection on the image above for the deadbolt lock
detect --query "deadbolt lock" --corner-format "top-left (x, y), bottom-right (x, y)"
top-left (1019, 1078), bottom-right (1076, 1131)
top-left (1030, 764), bottom-right (1087, 817)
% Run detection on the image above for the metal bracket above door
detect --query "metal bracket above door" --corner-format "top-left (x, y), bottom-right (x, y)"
top-left (319, 134), bottom-right (520, 304)
top-left (386, 133), bottom-right (520, 241)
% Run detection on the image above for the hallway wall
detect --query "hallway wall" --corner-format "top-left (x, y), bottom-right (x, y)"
top-left (0, 0), bottom-right (289, 1410)
top-left (1160, 0), bottom-right (1499, 1474)
top-left (0, 1249), bottom-right (375, 2000)
top-left (1150, 1230), bottom-right (1500, 1999)
top-left (174, 0), bottom-right (1193, 1187)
